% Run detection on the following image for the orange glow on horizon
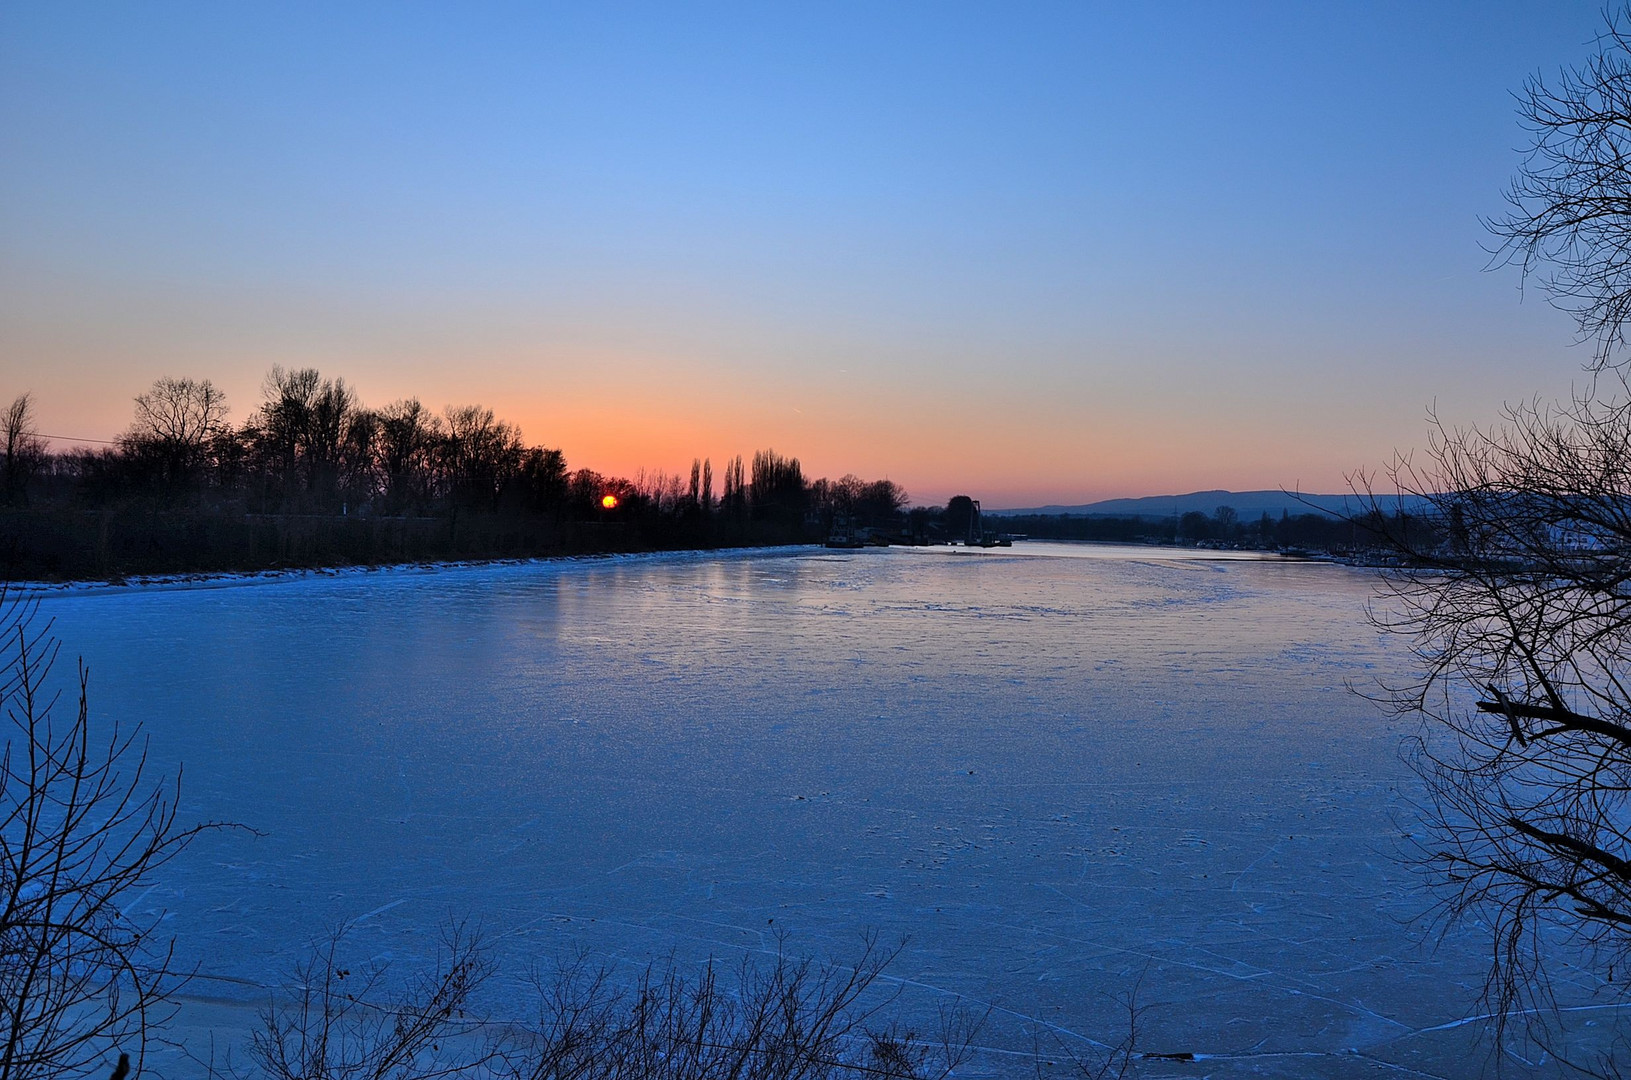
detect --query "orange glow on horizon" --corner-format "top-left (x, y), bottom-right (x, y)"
top-left (18, 357), bottom-right (1425, 511)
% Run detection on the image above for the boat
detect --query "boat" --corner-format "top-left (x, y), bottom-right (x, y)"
top-left (825, 515), bottom-right (869, 549)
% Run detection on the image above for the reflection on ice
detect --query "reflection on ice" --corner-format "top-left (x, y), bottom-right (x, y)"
top-left (36, 545), bottom-right (1618, 1076)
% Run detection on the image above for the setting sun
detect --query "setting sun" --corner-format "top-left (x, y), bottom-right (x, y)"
top-left (600, 494), bottom-right (619, 510)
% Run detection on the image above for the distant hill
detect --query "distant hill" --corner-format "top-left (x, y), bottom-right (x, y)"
top-left (987, 489), bottom-right (1431, 520)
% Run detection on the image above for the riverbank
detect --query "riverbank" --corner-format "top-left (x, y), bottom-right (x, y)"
top-left (0, 501), bottom-right (822, 587)
top-left (6, 534), bottom-right (1380, 596)
top-left (9, 542), bottom-right (821, 596)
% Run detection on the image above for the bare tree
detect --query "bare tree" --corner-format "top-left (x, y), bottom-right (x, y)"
top-left (749, 451), bottom-right (806, 535)
top-left (500, 935), bottom-right (978, 1080)
top-left (129, 377), bottom-right (228, 452)
top-left (247, 367), bottom-right (361, 504)
top-left (124, 377), bottom-right (229, 487)
top-left (0, 589), bottom-right (220, 1079)
top-left (239, 929), bottom-right (978, 1080)
top-left (247, 920), bottom-right (493, 1080)
top-left (306, 378), bottom-right (358, 499)
top-left (1356, 10), bottom-right (1631, 1064)
top-left (858, 480), bottom-right (908, 524)
top-left (375, 399), bottom-right (443, 514)
top-left (248, 367), bottom-right (321, 504)
top-left (516, 447), bottom-right (568, 517)
top-left (1, 396), bottom-right (46, 506)
top-left (1359, 389), bottom-right (1631, 1060)
top-left (720, 456), bottom-right (747, 521)
top-left (1031, 969), bottom-right (1145, 1080)
top-left (1491, 5), bottom-right (1631, 369)
top-left (440, 406), bottom-right (523, 512)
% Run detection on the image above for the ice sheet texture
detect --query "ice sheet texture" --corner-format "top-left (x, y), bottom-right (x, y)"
top-left (38, 545), bottom-right (1617, 1076)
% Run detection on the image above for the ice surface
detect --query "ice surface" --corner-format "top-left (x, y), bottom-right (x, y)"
top-left (34, 544), bottom-right (1624, 1076)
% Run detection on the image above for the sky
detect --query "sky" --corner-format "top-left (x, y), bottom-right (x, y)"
top-left (0, 1), bottom-right (1612, 507)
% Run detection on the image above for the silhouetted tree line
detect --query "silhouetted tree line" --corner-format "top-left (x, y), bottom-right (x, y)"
top-left (997, 504), bottom-right (1440, 555)
top-left (0, 373), bottom-right (911, 580)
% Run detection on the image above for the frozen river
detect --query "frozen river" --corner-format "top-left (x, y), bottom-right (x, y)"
top-left (34, 544), bottom-right (1608, 1076)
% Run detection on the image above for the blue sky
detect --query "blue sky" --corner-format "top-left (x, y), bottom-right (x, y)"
top-left (0, 1), bottom-right (1608, 504)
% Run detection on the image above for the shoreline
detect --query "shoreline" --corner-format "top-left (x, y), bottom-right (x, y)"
top-left (9, 537), bottom-right (1360, 599)
top-left (10, 543), bottom-right (819, 599)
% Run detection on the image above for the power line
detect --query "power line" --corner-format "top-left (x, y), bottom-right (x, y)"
top-left (37, 433), bottom-right (119, 445)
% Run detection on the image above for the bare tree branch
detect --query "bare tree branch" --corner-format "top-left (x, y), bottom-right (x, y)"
top-left (0, 586), bottom-right (229, 1079)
